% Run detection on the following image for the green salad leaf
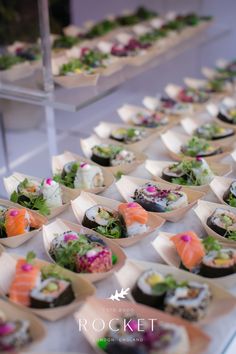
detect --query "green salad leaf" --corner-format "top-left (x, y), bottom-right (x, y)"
top-left (202, 236), bottom-right (221, 252)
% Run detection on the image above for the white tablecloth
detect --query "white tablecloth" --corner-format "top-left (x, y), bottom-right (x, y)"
top-left (6, 122), bottom-right (236, 354)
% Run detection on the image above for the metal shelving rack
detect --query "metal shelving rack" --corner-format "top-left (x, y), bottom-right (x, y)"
top-left (0, 0), bottom-right (231, 172)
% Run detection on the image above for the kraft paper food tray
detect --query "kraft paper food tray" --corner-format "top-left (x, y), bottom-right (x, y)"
top-left (0, 198), bottom-right (47, 249)
top-left (0, 249), bottom-right (96, 322)
top-left (71, 191), bottom-right (165, 248)
top-left (0, 61), bottom-right (35, 82)
top-left (52, 151), bottom-right (114, 200)
top-left (165, 83), bottom-right (209, 113)
top-left (161, 130), bottom-right (234, 162)
top-left (145, 159), bottom-right (232, 193)
top-left (207, 99), bottom-right (236, 129)
top-left (183, 77), bottom-right (233, 97)
top-left (77, 297), bottom-right (210, 354)
top-left (152, 231), bottom-right (236, 289)
top-left (194, 200), bottom-right (236, 246)
top-left (181, 116), bottom-right (236, 146)
top-left (0, 298), bottom-right (46, 350)
top-left (115, 259), bottom-right (236, 325)
top-left (117, 103), bottom-right (179, 130)
top-left (54, 72), bottom-right (100, 88)
top-left (43, 218), bottom-right (126, 283)
top-left (115, 175), bottom-right (205, 222)
top-left (80, 134), bottom-right (147, 175)
top-left (3, 172), bottom-right (70, 220)
top-left (94, 121), bottom-right (162, 152)
top-left (210, 176), bottom-right (236, 206)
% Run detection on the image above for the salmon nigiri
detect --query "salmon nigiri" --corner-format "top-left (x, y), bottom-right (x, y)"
top-left (9, 255), bottom-right (40, 306)
top-left (171, 231), bottom-right (205, 270)
top-left (5, 209), bottom-right (30, 237)
top-left (118, 202), bottom-right (148, 236)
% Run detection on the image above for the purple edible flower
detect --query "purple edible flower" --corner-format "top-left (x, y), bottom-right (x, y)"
top-left (181, 234), bottom-right (191, 242)
top-left (80, 162), bottom-right (88, 168)
top-left (127, 202), bottom-right (137, 208)
top-left (21, 263), bottom-right (33, 272)
top-left (46, 178), bottom-right (53, 185)
top-left (127, 319), bottom-right (139, 332)
top-left (146, 186), bottom-right (156, 193)
top-left (196, 156), bottom-right (202, 162)
top-left (64, 234), bottom-right (78, 242)
top-left (9, 210), bottom-right (19, 217)
top-left (0, 323), bottom-right (14, 336)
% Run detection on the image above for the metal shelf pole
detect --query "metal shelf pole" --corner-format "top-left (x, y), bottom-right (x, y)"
top-left (38, 0), bottom-right (57, 155)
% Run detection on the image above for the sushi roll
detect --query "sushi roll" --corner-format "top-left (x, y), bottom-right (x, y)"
top-left (194, 123), bottom-right (234, 140)
top-left (30, 278), bottom-right (75, 308)
top-left (82, 205), bottom-right (115, 229)
top-left (82, 205), bottom-right (124, 239)
top-left (109, 127), bottom-right (145, 144)
top-left (9, 258), bottom-right (41, 306)
top-left (131, 112), bottom-right (169, 128)
top-left (218, 104), bottom-right (236, 125)
top-left (206, 208), bottom-right (236, 238)
top-left (91, 144), bottom-right (135, 167)
top-left (132, 183), bottom-right (188, 212)
top-left (60, 161), bottom-right (104, 189)
top-left (132, 270), bottom-right (166, 309)
top-left (118, 202), bottom-right (148, 236)
top-left (171, 231), bottom-right (205, 271)
top-left (223, 181), bottom-right (236, 207)
top-left (162, 158), bottom-right (214, 186)
top-left (49, 230), bottom-right (80, 258)
top-left (5, 209), bottom-right (31, 237)
top-left (164, 282), bottom-right (212, 321)
top-left (101, 318), bottom-right (190, 354)
top-left (200, 248), bottom-right (236, 278)
top-left (181, 136), bottom-right (222, 158)
top-left (74, 163), bottom-right (104, 189)
top-left (0, 320), bottom-right (31, 351)
top-left (17, 178), bottom-right (41, 204)
top-left (41, 178), bottom-right (63, 209)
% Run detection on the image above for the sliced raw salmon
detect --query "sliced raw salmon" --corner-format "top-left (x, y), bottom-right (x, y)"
top-left (118, 202), bottom-right (148, 226)
top-left (171, 231), bottom-right (205, 270)
top-left (5, 209), bottom-right (30, 237)
top-left (9, 259), bottom-right (41, 306)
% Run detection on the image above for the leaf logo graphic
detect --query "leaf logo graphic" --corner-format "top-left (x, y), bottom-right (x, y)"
top-left (108, 288), bottom-right (130, 301)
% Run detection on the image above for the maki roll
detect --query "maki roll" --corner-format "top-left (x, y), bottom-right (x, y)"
top-left (57, 160), bottom-right (104, 189)
top-left (164, 282), bottom-right (211, 321)
top-left (206, 208), bottom-right (236, 238)
top-left (194, 123), bottom-right (234, 140)
top-left (171, 231), bottom-right (205, 271)
top-left (132, 270), bottom-right (166, 309)
top-left (132, 183), bottom-right (188, 212)
top-left (110, 127), bottom-right (146, 144)
top-left (30, 278), bottom-right (75, 308)
top-left (49, 231), bottom-right (113, 273)
top-left (91, 144), bottom-right (135, 167)
top-left (177, 88), bottom-right (209, 104)
top-left (218, 103), bottom-right (236, 125)
top-left (223, 181), bottom-right (236, 207)
top-left (0, 320), bottom-right (31, 351)
top-left (200, 249), bottom-right (236, 278)
top-left (41, 178), bottom-right (63, 209)
top-left (82, 205), bottom-right (124, 239)
top-left (162, 158), bottom-right (214, 186)
top-left (98, 317), bottom-right (190, 354)
top-left (181, 136), bottom-right (222, 158)
top-left (11, 177), bottom-right (63, 216)
top-left (118, 202), bottom-right (148, 236)
top-left (131, 112), bottom-right (169, 128)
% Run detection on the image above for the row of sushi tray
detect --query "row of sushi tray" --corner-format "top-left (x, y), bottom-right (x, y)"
top-left (1, 57), bottom-right (236, 353)
top-left (1, 7), bottom-right (213, 86)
